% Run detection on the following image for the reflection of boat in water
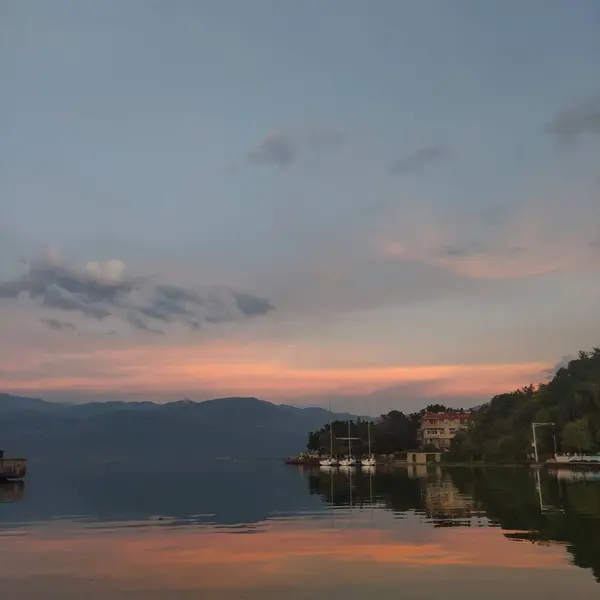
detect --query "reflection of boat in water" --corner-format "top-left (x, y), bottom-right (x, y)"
top-left (0, 450), bottom-right (27, 481)
top-left (361, 465), bottom-right (375, 476)
top-left (319, 465), bottom-right (337, 474)
top-left (339, 465), bottom-right (356, 474)
top-left (548, 468), bottom-right (600, 482)
top-left (0, 480), bottom-right (25, 503)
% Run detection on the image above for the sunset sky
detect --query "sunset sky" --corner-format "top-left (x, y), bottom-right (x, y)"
top-left (2, 1), bottom-right (600, 412)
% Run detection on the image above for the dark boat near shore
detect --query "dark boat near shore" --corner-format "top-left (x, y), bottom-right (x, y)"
top-left (0, 450), bottom-right (27, 481)
top-left (284, 452), bottom-right (321, 466)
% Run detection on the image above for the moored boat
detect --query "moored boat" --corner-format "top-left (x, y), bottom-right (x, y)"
top-left (361, 418), bottom-right (376, 467)
top-left (319, 400), bottom-right (339, 468)
top-left (548, 453), bottom-right (600, 463)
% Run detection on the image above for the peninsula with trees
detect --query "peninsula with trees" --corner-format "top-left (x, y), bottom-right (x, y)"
top-left (306, 348), bottom-right (600, 463)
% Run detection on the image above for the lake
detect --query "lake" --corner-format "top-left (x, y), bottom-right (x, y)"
top-left (1, 462), bottom-right (599, 599)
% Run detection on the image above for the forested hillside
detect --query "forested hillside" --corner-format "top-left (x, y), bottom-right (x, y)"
top-left (307, 404), bottom-right (464, 455)
top-left (447, 349), bottom-right (600, 462)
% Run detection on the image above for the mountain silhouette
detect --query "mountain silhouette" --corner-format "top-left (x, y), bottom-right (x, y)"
top-left (0, 394), bottom-right (358, 464)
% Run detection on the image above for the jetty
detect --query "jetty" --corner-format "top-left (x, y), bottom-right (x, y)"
top-left (284, 452), bottom-right (321, 466)
top-left (0, 450), bottom-right (27, 481)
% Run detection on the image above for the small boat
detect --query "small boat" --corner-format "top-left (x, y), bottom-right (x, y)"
top-left (285, 453), bottom-right (320, 465)
top-left (319, 457), bottom-right (339, 467)
top-left (337, 418), bottom-right (359, 467)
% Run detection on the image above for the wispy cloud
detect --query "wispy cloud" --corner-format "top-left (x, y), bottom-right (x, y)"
top-left (0, 257), bottom-right (275, 334)
top-left (125, 314), bottom-right (165, 336)
top-left (247, 126), bottom-right (345, 168)
top-left (546, 97), bottom-right (600, 143)
top-left (388, 145), bottom-right (450, 175)
top-left (248, 131), bottom-right (297, 167)
top-left (376, 187), bottom-right (600, 280)
top-left (39, 318), bottom-right (76, 332)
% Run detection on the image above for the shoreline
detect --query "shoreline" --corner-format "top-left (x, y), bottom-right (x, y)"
top-left (285, 458), bottom-right (600, 471)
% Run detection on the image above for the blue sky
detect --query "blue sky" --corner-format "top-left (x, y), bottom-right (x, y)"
top-left (1, 1), bottom-right (600, 411)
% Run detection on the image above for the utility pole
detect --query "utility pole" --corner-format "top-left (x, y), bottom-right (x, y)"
top-left (531, 422), bottom-right (555, 463)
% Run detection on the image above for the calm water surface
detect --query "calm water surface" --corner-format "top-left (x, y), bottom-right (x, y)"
top-left (1, 462), bottom-right (599, 599)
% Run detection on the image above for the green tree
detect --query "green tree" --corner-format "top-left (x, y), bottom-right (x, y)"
top-left (562, 418), bottom-right (593, 452)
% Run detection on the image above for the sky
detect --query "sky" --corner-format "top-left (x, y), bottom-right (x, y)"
top-left (1, 0), bottom-right (600, 413)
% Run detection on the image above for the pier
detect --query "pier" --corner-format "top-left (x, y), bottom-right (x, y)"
top-left (0, 450), bottom-right (27, 481)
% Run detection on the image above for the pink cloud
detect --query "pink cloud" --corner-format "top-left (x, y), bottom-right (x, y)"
top-left (0, 338), bottom-right (549, 402)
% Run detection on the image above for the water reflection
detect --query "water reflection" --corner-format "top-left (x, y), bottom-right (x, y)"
top-left (308, 464), bottom-right (600, 582)
top-left (0, 480), bottom-right (24, 503)
top-left (1, 463), bottom-right (600, 597)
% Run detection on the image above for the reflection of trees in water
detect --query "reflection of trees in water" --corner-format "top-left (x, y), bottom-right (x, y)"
top-left (307, 468), bottom-right (423, 513)
top-left (309, 465), bottom-right (600, 583)
top-left (0, 481), bottom-right (24, 503)
top-left (447, 467), bottom-right (600, 583)
top-left (307, 466), bottom-right (476, 526)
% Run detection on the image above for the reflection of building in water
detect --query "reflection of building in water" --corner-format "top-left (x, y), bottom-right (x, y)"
top-left (0, 481), bottom-right (25, 503)
top-left (407, 466), bottom-right (474, 522)
top-left (407, 464), bottom-right (440, 479)
top-left (424, 477), bottom-right (473, 521)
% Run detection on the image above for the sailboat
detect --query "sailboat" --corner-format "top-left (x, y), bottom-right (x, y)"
top-left (361, 419), bottom-right (376, 467)
top-left (319, 400), bottom-right (339, 467)
top-left (339, 420), bottom-right (357, 466)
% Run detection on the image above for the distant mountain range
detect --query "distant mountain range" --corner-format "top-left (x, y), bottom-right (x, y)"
top-left (0, 393), bottom-right (360, 464)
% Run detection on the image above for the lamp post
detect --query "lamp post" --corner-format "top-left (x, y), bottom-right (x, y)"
top-left (531, 422), bottom-right (555, 463)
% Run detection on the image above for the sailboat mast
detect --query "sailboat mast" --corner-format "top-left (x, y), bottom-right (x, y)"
top-left (368, 420), bottom-right (372, 456)
top-left (329, 399), bottom-right (333, 457)
top-left (347, 420), bottom-right (351, 456)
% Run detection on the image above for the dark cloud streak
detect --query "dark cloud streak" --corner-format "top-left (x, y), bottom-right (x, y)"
top-left (125, 314), bottom-right (164, 336)
top-left (388, 145), bottom-right (450, 175)
top-left (39, 318), bottom-right (76, 332)
top-left (546, 98), bottom-right (600, 143)
top-left (247, 126), bottom-right (346, 168)
top-left (247, 132), bottom-right (297, 167)
top-left (233, 291), bottom-right (274, 317)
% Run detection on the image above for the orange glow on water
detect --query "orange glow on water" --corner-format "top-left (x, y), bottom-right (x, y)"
top-left (0, 523), bottom-right (570, 593)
